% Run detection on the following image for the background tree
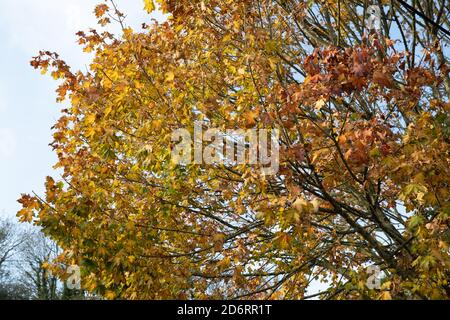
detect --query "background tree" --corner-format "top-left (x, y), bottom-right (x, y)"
top-left (0, 219), bottom-right (30, 300)
top-left (19, 0), bottom-right (449, 299)
top-left (0, 219), bottom-right (23, 273)
top-left (15, 231), bottom-right (61, 300)
top-left (0, 218), bottom-right (86, 300)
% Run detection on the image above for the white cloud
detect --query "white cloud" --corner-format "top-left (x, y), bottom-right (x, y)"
top-left (0, 128), bottom-right (16, 158)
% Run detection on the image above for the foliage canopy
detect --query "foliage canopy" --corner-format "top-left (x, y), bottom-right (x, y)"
top-left (19, 0), bottom-right (450, 299)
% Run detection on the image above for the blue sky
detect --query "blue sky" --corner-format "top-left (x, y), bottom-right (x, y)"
top-left (0, 0), bottom-right (163, 218)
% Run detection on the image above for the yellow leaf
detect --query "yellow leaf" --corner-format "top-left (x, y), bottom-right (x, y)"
top-left (85, 113), bottom-right (96, 124)
top-left (315, 98), bottom-right (326, 110)
top-left (213, 233), bottom-right (225, 251)
top-left (165, 71), bottom-right (175, 82)
top-left (104, 106), bottom-right (112, 117)
top-left (143, 0), bottom-right (155, 13)
top-left (105, 290), bottom-right (116, 299)
top-left (237, 67), bottom-right (246, 75)
top-left (17, 207), bottom-right (33, 223)
top-left (292, 197), bottom-right (307, 213)
top-left (380, 291), bottom-right (392, 300)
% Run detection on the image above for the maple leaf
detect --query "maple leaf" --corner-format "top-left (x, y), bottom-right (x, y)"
top-left (94, 4), bottom-right (109, 18)
top-left (315, 98), bottom-right (327, 110)
top-left (373, 70), bottom-right (392, 87)
top-left (143, 0), bottom-right (155, 13)
top-left (352, 63), bottom-right (367, 77)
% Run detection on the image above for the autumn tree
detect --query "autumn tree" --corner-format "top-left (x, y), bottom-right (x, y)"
top-left (19, 0), bottom-right (449, 299)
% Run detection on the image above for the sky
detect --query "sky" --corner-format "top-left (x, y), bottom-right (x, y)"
top-left (0, 0), bottom-right (164, 219)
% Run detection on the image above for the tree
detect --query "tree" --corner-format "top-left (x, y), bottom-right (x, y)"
top-left (0, 219), bottom-right (23, 273)
top-left (0, 219), bottom-right (81, 300)
top-left (19, 0), bottom-right (449, 299)
top-left (16, 231), bottom-right (61, 300)
top-left (0, 219), bottom-right (30, 300)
